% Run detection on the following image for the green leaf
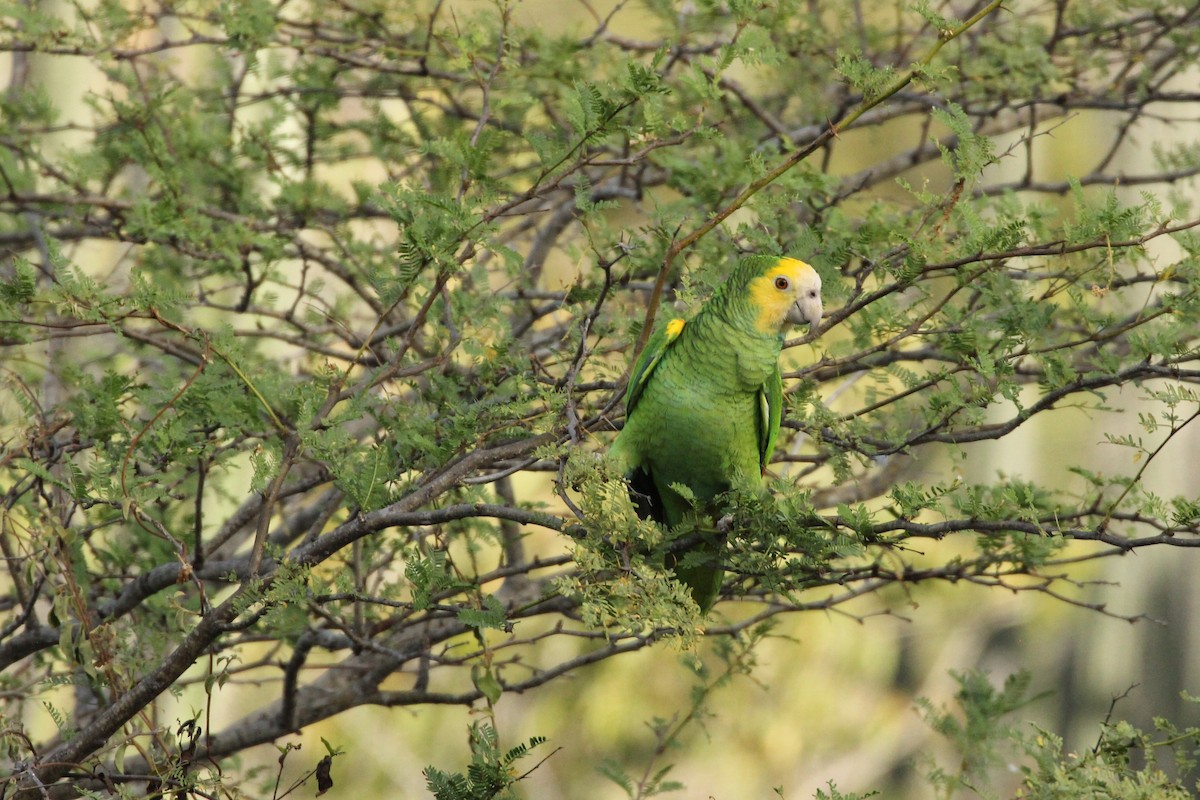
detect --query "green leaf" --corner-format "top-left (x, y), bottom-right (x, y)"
top-left (470, 664), bottom-right (503, 705)
top-left (457, 594), bottom-right (507, 631)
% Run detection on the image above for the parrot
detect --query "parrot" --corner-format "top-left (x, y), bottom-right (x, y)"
top-left (610, 254), bottom-right (824, 613)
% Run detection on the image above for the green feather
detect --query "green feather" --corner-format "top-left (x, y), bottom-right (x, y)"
top-left (759, 362), bottom-right (783, 473)
top-left (624, 318), bottom-right (685, 414)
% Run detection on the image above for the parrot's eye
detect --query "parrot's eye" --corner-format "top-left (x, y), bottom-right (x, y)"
top-left (774, 276), bottom-right (790, 290)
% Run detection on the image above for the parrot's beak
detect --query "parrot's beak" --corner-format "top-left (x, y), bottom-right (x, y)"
top-left (786, 298), bottom-right (823, 335)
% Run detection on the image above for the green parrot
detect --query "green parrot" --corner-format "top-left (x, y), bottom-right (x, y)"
top-left (610, 255), bottom-right (824, 613)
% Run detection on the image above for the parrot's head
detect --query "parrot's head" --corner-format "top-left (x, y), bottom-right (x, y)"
top-left (748, 256), bottom-right (823, 336)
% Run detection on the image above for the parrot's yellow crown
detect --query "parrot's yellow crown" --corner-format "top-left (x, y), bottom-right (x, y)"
top-left (747, 257), bottom-right (822, 334)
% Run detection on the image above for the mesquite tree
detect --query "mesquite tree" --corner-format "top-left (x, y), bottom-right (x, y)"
top-left (2, 0), bottom-right (1199, 797)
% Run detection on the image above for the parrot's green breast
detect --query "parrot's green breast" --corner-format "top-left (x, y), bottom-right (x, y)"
top-left (618, 325), bottom-right (774, 519)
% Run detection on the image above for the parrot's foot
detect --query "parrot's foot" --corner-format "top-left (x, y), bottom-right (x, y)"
top-left (716, 514), bottom-right (734, 533)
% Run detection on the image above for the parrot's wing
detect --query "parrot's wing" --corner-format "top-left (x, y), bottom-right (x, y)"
top-left (757, 361), bottom-right (783, 474)
top-left (624, 317), bottom-right (685, 414)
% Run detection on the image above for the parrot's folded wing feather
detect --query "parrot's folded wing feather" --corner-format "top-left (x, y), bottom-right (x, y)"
top-left (757, 362), bottom-right (783, 474)
top-left (624, 318), bottom-right (685, 413)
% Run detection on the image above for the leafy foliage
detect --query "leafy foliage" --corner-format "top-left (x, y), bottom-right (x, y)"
top-left (920, 672), bottom-right (1200, 800)
top-left (1, 0), bottom-right (1199, 798)
top-left (424, 724), bottom-right (547, 800)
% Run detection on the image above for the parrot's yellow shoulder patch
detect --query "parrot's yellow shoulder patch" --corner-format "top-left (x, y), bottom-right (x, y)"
top-left (748, 257), bottom-right (815, 333)
top-left (624, 317), bottom-right (688, 412)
